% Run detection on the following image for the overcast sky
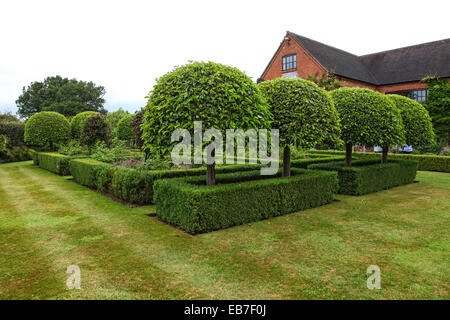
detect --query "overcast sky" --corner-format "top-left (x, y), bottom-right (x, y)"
top-left (1, 0), bottom-right (449, 114)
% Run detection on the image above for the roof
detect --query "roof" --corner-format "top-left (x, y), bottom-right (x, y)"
top-left (275, 32), bottom-right (450, 85)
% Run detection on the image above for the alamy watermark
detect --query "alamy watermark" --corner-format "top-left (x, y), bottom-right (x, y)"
top-left (366, 265), bottom-right (381, 290)
top-left (66, 265), bottom-right (81, 290)
top-left (170, 121), bottom-right (280, 175)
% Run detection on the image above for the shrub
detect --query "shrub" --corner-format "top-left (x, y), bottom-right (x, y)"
top-left (80, 113), bottom-right (111, 147)
top-left (58, 140), bottom-right (87, 156)
top-left (153, 168), bottom-right (338, 233)
top-left (291, 155), bottom-right (346, 168)
top-left (90, 140), bottom-right (130, 163)
top-left (24, 111), bottom-right (70, 150)
top-left (309, 159), bottom-right (418, 195)
top-left (106, 108), bottom-right (129, 134)
top-left (116, 114), bottom-right (135, 142)
top-left (258, 78), bottom-right (340, 176)
top-left (69, 158), bottom-right (110, 188)
top-left (37, 152), bottom-right (72, 175)
top-left (329, 88), bottom-right (404, 164)
top-left (70, 111), bottom-right (99, 139)
top-left (0, 121), bottom-right (25, 145)
top-left (131, 108), bottom-right (145, 150)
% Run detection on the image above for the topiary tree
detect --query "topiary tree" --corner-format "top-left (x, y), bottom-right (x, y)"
top-left (388, 94), bottom-right (435, 149)
top-left (70, 111), bottom-right (99, 139)
top-left (80, 113), bottom-right (111, 147)
top-left (24, 111), bottom-right (70, 151)
top-left (330, 88), bottom-right (404, 165)
top-left (142, 61), bottom-right (271, 185)
top-left (107, 108), bottom-right (129, 134)
top-left (259, 78), bottom-right (340, 176)
top-left (116, 114), bottom-right (136, 144)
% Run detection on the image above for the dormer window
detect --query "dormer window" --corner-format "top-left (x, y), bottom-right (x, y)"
top-left (282, 54), bottom-right (296, 71)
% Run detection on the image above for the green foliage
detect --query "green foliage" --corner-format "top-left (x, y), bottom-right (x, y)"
top-left (415, 137), bottom-right (447, 155)
top-left (24, 111), bottom-right (70, 150)
top-left (306, 73), bottom-right (343, 91)
top-left (16, 75), bottom-right (106, 118)
top-left (142, 61), bottom-right (271, 156)
top-left (388, 94), bottom-right (435, 147)
top-left (258, 78), bottom-right (340, 148)
top-left (58, 140), bottom-right (86, 156)
top-left (116, 114), bottom-right (136, 142)
top-left (330, 88), bottom-right (405, 148)
top-left (37, 152), bottom-right (72, 175)
top-left (291, 155), bottom-right (347, 168)
top-left (70, 111), bottom-right (99, 139)
top-left (0, 134), bottom-right (32, 163)
top-left (131, 108), bottom-right (145, 149)
top-left (69, 158), bottom-right (109, 188)
top-left (0, 112), bottom-right (19, 122)
top-left (309, 159), bottom-right (418, 195)
top-left (90, 140), bottom-right (129, 163)
top-left (421, 77), bottom-right (450, 141)
top-left (0, 121), bottom-right (25, 145)
top-left (80, 113), bottom-right (111, 147)
top-left (153, 169), bottom-right (337, 233)
top-left (107, 108), bottom-right (129, 133)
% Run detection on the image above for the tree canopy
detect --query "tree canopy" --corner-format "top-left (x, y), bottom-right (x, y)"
top-left (24, 111), bottom-right (70, 150)
top-left (107, 108), bottom-right (129, 133)
top-left (116, 114), bottom-right (136, 142)
top-left (70, 111), bottom-right (99, 139)
top-left (16, 75), bottom-right (106, 118)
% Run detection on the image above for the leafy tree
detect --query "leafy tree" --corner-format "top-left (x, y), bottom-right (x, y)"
top-left (116, 114), bottom-right (136, 143)
top-left (142, 61), bottom-right (271, 185)
top-left (421, 77), bottom-right (450, 143)
top-left (24, 111), bottom-right (70, 151)
top-left (388, 94), bottom-right (435, 148)
top-left (107, 108), bottom-right (129, 134)
top-left (330, 88), bottom-right (404, 165)
top-left (0, 112), bottom-right (19, 122)
top-left (80, 113), bottom-right (111, 147)
top-left (70, 111), bottom-right (99, 139)
top-left (16, 75), bottom-right (106, 118)
top-left (306, 73), bottom-right (342, 91)
top-left (131, 108), bottom-right (145, 149)
top-left (258, 78), bottom-right (340, 176)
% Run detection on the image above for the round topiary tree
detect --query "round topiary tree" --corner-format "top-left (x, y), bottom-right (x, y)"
top-left (258, 78), bottom-right (340, 176)
top-left (116, 114), bottom-right (136, 144)
top-left (388, 94), bottom-right (435, 148)
top-left (80, 113), bottom-right (111, 147)
top-left (142, 61), bottom-right (271, 185)
top-left (24, 111), bottom-right (70, 151)
top-left (330, 88), bottom-right (404, 165)
top-left (70, 111), bottom-right (99, 139)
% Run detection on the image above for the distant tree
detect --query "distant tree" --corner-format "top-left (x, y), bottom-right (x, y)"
top-left (116, 114), bottom-right (136, 143)
top-left (24, 111), bottom-right (70, 151)
top-left (16, 75), bottom-right (106, 118)
top-left (259, 78), bottom-right (340, 176)
top-left (421, 77), bottom-right (450, 143)
top-left (0, 112), bottom-right (19, 122)
top-left (107, 108), bottom-right (129, 133)
top-left (306, 73), bottom-right (342, 91)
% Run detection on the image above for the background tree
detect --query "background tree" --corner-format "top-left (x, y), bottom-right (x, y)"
top-left (70, 111), bottom-right (99, 139)
top-left (0, 112), bottom-right (19, 122)
top-left (24, 111), bottom-right (70, 151)
top-left (388, 94), bottom-right (435, 148)
top-left (116, 114), bottom-right (136, 144)
top-left (16, 75), bottom-right (106, 118)
top-left (80, 113), bottom-right (111, 147)
top-left (259, 78), bottom-right (340, 176)
top-left (142, 61), bottom-right (271, 185)
top-left (330, 88), bottom-right (404, 165)
top-left (306, 73), bottom-right (342, 91)
top-left (107, 108), bottom-right (129, 134)
top-left (421, 77), bottom-right (450, 144)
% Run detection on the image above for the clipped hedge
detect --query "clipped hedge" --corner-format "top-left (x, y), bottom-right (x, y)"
top-left (291, 155), bottom-right (346, 168)
top-left (37, 152), bottom-right (72, 175)
top-left (69, 159), bottom-right (266, 205)
top-left (311, 150), bottom-right (449, 173)
top-left (153, 168), bottom-right (338, 234)
top-left (309, 159), bottom-right (418, 195)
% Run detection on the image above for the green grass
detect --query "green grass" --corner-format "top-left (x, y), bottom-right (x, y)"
top-left (0, 161), bottom-right (449, 299)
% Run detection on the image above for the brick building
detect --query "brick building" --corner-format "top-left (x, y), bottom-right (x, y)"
top-left (259, 31), bottom-right (450, 102)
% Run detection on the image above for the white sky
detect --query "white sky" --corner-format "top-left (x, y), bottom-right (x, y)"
top-left (1, 0), bottom-right (449, 114)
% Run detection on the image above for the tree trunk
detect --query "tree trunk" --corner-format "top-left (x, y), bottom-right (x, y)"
top-left (382, 146), bottom-right (388, 163)
top-left (206, 149), bottom-right (216, 186)
top-left (345, 143), bottom-right (352, 166)
top-left (282, 146), bottom-right (291, 177)
top-left (49, 141), bottom-right (54, 152)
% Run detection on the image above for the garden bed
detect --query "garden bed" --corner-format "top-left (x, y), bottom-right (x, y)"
top-left (153, 168), bottom-right (338, 234)
top-left (308, 159), bottom-right (418, 195)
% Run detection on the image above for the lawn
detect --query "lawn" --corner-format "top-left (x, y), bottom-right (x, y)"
top-left (0, 161), bottom-right (448, 299)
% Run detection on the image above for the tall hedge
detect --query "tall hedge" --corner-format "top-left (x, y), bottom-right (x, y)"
top-left (24, 111), bottom-right (70, 150)
top-left (258, 78), bottom-right (340, 176)
top-left (388, 94), bottom-right (435, 147)
top-left (70, 111), bottom-right (99, 139)
top-left (330, 88), bottom-right (404, 164)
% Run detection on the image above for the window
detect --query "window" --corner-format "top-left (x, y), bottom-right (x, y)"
top-left (387, 89), bottom-right (428, 102)
top-left (282, 54), bottom-right (296, 71)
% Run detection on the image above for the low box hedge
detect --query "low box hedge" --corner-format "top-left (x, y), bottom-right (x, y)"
top-left (308, 159), bottom-right (418, 195)
top-left (311, 150), bottom-right (449, 172)
top-left (37, 152), bottom-right (72, 176)
top-left (153, 168), bottom-right (338, 234)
